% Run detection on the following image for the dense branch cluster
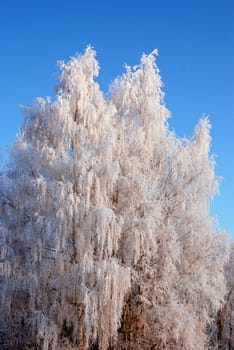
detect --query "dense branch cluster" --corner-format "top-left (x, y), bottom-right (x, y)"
top-left (0, 48), bottom-right (230, 349)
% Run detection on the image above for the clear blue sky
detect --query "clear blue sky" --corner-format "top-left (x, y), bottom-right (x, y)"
top-left (0, 0), bottom-right (233, 237)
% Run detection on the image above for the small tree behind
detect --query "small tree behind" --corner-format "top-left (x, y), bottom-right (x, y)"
top-left (0, 48), bottom-right (230, 349)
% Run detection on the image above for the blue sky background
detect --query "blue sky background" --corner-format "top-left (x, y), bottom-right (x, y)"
top-left (0, 0), bottom-right (233, 237)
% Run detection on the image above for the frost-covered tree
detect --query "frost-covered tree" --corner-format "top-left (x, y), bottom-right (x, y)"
top-left (0, 47), bottom-right (230, 350)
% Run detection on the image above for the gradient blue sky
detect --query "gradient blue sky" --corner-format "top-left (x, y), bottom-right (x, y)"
top-left (0, 0), bottom-right (233, 237)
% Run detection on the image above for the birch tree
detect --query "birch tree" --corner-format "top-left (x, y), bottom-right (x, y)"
top-left (0, 47), bottom-right (230, 350)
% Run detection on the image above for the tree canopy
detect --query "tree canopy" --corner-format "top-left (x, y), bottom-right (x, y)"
top-left (0, 47), bottom-right (230, 350)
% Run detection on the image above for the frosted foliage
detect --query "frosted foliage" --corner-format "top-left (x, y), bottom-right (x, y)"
top-left (0, 47), bottom-right (230, 350)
